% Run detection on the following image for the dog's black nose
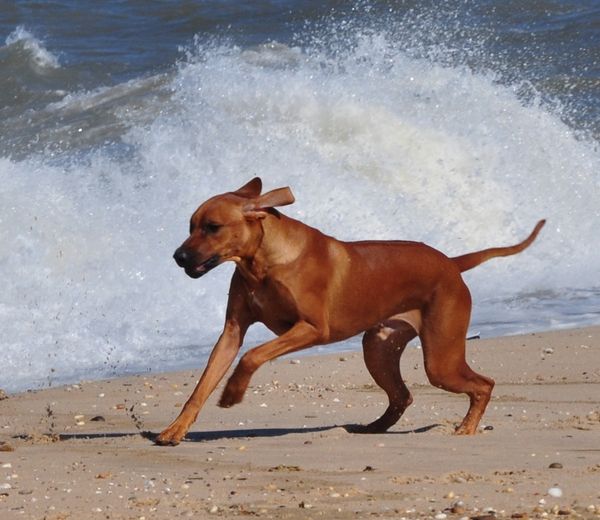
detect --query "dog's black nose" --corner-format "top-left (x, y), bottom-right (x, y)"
top-left (173, 248), bottom-right (190, 268)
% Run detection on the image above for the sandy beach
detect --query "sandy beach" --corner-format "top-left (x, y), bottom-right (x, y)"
top-left (1, 326), bottom-right (598, 519)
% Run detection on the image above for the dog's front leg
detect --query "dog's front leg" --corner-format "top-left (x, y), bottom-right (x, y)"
top-left (155, 318), bottom-right (249, 446)
top-left (219, 320), bottom-right (324, 408)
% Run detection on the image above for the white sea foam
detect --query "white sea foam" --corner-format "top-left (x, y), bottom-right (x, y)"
top-left (1, 35), bottom-right (598, 391)
top-left (5, 26), bottom-right (60, 70)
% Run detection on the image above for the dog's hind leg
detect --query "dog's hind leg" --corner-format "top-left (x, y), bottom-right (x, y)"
top-left (420, 281), bottom-right (495, 435)
top-left (356, 315), bottom-right (418, 433)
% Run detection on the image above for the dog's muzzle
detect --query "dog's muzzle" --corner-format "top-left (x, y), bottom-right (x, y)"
top-left (173, 248), bottom-right (220, 278)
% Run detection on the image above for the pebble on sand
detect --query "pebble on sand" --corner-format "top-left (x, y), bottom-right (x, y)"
top-left (547, 487), bottom-right (563, 498)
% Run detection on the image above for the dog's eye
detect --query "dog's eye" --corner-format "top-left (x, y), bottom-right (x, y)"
top-left (203, 222), bottom-right (222, 235)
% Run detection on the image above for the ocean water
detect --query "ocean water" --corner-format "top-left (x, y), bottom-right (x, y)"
top-left (1, 1), bottom-right (598, 392)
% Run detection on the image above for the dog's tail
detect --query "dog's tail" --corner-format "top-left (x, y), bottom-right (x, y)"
top-left (452, 219), bottom-right (546, 273)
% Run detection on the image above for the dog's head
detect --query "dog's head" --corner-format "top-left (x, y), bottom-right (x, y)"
top-left (173, 177), bottom-right (295, 278)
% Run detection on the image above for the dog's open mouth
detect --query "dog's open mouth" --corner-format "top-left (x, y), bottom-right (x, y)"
top-left (185, 255), bottom-right (220, 279)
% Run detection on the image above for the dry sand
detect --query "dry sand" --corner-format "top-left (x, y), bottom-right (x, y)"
top-left (0, 326), bottom-right (599, 519)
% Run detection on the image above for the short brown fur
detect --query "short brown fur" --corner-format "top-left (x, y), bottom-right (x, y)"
top-left (156, 177), bottom-right (545, 445)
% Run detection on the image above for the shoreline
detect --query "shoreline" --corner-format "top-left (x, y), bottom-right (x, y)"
top-left (1, 326), bottom-right (599, 518)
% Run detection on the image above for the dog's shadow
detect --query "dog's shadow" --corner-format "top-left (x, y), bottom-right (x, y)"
top-left (146, 423), bottom-right (441, 443)
top-left (50, 423), bottom-right (440, 444)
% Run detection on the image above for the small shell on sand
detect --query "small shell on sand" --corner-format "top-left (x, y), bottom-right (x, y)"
top-left (548, 487), bottom-right (563, 498)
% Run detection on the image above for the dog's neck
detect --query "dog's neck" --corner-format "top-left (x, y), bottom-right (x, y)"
top-left (235, 212), bottom-right (309, 286)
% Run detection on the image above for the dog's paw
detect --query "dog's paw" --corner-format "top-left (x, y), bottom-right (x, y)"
top-left (454, 421), bottom-right (479, 435)
top-left (218, 388), bottom-right (244, 408)
top-left (344, 423), bottom-right (383, 434)
top-left (155, 423), bottom-right (188, 446)
top-left (453, 426), bottom-right (476, 435)
top-left (155, 434), bottom-right (181, 446)
top-left (346, 412), bottom-right (400, 434)
top-left (219, 374), bottom-right (248, 408)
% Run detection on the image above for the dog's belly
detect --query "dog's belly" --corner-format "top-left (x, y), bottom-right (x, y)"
top-left (323, 240), bottom-right (461, 340)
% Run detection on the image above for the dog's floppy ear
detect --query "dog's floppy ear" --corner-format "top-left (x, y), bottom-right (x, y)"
top-left (233, 177), bottom-right (262, 198)
top-left (243, 186), bottom-right (295, 220)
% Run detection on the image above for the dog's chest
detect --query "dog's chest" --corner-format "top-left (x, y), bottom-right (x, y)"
top-left (247, 279), bottom-right (297, 332)
top-left (249, 289), bottom-right (268, 312)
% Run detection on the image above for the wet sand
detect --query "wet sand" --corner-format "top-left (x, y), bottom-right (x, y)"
top-left (1, 326), bottom-right (599, 519)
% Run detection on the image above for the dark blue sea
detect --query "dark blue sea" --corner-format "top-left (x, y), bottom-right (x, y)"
top-left (1, 1), bottom-right (599, 391)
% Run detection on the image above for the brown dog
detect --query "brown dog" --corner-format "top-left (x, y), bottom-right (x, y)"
top-left (156, 177), bottom-right (544, 445)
